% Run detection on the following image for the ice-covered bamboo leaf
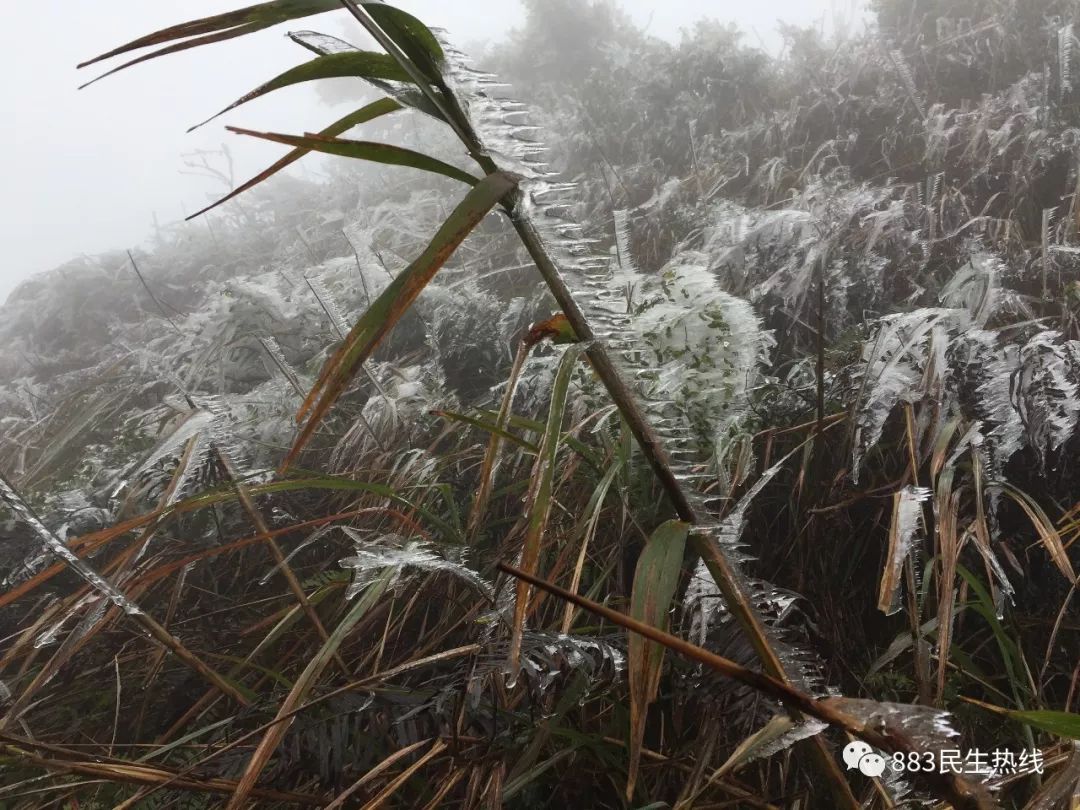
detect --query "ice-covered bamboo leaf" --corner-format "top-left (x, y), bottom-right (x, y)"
top-left (288, 30), bottom-right (444, 118)
top-left (339, 530), bottom-right (493, 600)
top-left (715, 714), bottom-right (827, 778)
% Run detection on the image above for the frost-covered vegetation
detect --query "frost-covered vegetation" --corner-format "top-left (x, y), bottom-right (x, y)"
top-left (2, 0), bottom-right (1080, 807)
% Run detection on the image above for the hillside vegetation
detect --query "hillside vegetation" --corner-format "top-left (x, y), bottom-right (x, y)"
top-left (2, 1), bottom-right (1080, 807)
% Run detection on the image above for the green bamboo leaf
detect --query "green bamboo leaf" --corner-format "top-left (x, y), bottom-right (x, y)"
top-left (1008, 710), bottom-right (1080, 739)
top-left (627, 519), bottom-right (690, 799)
top-left (78, 0), bottom-right (343, 86)
top-left (360, 1), bottom-right (445, 82)
top-left (189, 52), bottom-right (410, 132)
top-left (189, 98), bottom-right (401, 219)
top-left (281, 171), bottom-right (519, 472)
top-left (227, 127), bottom-right (480, 186)
top-left (507, 343), bottom-right (587, 682)
top-left (965, 697), bottom-right (1080, 740)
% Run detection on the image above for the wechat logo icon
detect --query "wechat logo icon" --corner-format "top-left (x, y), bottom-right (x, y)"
top-left (843, 741), bottom-right (887, 777)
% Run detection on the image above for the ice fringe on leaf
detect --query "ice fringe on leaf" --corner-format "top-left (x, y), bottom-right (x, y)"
top-left (888, 48), bottom-right (926, 118)
top-left (682, 458), bottom-right (827, 699)
top-left (1061, 24), bottom-right (1075, 99)
top-left (469, 631), bottom-right (625, 703)
top-left (613, 208), bottom-right (639, 277)
top-left (879, 486), bottom-right (931, 616)
top-left (854, 308), bottom-right (1080, 480)
top-left (977, 330), bottom-right (1080, 471)
top-left (258, 335), bottom-right (306, 396)
top-left (851, 308), bottom-right (970, 482)
top-left (717, 714), bottom-right (829, 776)
top-left (339, 529), bottom-right (494, 601)
top-left (828, 697), bottom-right (960, 748)
top-left (127, 409), bottom-right (216, 485)
top-left (939, 252), bottom-right (1000, 326)
top-left (305, 273), bottom-right (351, 338)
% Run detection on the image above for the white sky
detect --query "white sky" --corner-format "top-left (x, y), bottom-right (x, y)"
top-left (0, 1), bottom-right (857, 302)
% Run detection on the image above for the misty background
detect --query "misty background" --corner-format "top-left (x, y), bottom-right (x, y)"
top-left (1, 0), bottom-right (861, 303)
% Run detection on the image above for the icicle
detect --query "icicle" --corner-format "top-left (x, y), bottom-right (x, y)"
top-left (1060, 24), bottom-right (1075, 100)
top-left (613, 209), bottom-right (638, 276)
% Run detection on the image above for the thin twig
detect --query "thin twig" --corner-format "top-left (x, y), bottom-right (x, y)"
top-left (126, 250), bottom-right (183, 334)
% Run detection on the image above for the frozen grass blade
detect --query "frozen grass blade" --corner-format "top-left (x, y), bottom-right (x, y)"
top-left (224, 569), bottom-right (393, 809)
top-left (507, 344), bottom-right (585, 682)
top-left (466, 339), bottom-right (533, 542)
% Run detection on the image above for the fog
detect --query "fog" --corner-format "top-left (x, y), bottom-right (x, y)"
top-left (1, 0), bottom-right (856, 303)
